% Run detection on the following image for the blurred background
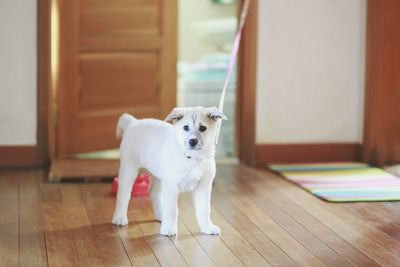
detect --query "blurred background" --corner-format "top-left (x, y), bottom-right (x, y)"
top-left (0, 0), bottom-right (399, 176)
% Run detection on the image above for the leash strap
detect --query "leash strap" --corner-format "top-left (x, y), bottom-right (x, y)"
top-left (215, 0), bottom-right (252, 145)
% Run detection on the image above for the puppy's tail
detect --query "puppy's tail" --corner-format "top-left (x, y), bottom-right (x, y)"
top-left (116, 113), bottom-right (137, 139)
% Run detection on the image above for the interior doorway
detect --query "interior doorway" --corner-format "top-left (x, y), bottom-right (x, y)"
top-left (177, 0), bottom-right (238, 160)
top-left (47, 0), bottom-right (177, 180)
top-left (57, 0), bottom-right (239, 162)
top-left (40, 0), bottom-right (257, 180)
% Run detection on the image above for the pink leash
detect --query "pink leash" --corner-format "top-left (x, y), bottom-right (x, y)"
top-left (215, 0), bottom-right (252, 144)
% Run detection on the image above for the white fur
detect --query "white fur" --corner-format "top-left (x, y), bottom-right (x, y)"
top-left (112, 107), bottom-right (226, 236)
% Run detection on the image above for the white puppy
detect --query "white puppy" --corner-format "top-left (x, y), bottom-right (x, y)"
top-left (112, 106), bottom-right (227, 236)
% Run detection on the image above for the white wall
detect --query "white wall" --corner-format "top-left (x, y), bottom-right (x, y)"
top-left (256, 0), bottom-right (366, 144)
top-left (0, 0), bottom-right (37, 145)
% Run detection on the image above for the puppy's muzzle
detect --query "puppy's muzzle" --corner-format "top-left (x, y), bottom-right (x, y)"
top-left (189, 138), bottom-right (198, 148)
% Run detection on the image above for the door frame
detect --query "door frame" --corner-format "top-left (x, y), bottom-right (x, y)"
top-left (362, 0), bottom-right (400, 166)
top-left (237, 0), bottom-right (258, 165)
top-left (37, 0), bottom-right (54, 164)
top-left (37, 0), bottom-right (258, 166)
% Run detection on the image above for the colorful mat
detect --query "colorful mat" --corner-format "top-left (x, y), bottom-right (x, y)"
top-left (269, 162), bottom-right (400, 202)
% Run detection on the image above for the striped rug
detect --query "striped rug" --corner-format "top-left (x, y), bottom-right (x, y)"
top-left (269, 162), bottom-right (400, 202)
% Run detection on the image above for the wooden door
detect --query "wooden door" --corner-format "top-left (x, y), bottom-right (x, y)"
top-left (56, 0), bottom-right (177, 155)
top-left (363, 0), bottom-right (400, 165)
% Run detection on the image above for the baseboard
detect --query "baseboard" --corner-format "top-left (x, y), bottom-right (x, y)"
top-left (0, 146), bottom-right (38, 167)
top-left (256, 143), bottom-right (361, 164)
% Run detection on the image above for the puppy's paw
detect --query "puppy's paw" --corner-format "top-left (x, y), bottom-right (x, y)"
top-left (200, 224), bottom-right (221, 235)
top-left (112, 215), bottom-right (128, 226)
top-left (160, 223), bottom-right (177, 236)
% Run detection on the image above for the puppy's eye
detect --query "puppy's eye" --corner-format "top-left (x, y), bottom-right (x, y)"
top-left (199, 125), bottom-right (207, 132)
top-left (183, 125), bottom-right (189, 131)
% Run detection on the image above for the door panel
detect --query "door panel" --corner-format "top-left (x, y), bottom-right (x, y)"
top-left (79, 53), bottom-right (159, 110)
top-left (80, 0), bottom-right (160, 35)
top-left (56, 0), bottom-right (176, 155)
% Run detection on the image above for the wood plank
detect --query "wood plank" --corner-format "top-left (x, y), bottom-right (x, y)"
top-left (255, 167), bottom-right (400, 266)
top-left (210, 184), bottom-right (326, 266)
top-left (211, 193), bottom-right (297, 266)
top-left (209, 209), bottom-right (269, 267)
top-left (216, 166), bottom-right (374, 266)
top-left (130, 197), bottom-right (188, 267)
top-left (220, 166), bottom-right (378, 267)
top-left (86, 183), bottom-right (160, 266)
top-left (178, 196), bottom-right (244, 266)
top-left (60, 184), bottom-right (104, 266)
top-left (0, 171), bottom-right (19, 267)
top-left (248, 195), bottom-right (351, 266)
top-left (8, 165), bottom-right (400, 266)
top-left (180, 194), bottom-right (270, 266)
top-left (172, 219), bottom-right (216, 267)
top-left (80, 183), bottom-right (133, 266)
top-left (41, 183), bottom-right (78, 266)
top-left (19, 170), bottom-right (48, 266)
top-left (116, 225), bottom-right (161, 267)
top-left (343, 202), bottom-right (400, 242)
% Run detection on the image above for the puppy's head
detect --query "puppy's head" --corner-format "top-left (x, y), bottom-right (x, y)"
top-left (165, 106), bottom-right (227, 158)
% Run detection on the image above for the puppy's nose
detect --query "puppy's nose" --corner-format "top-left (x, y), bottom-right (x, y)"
top-left (189, 139), bottom-right (198, 147)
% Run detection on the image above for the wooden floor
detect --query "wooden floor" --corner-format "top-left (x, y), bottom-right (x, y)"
top-left (2, 164), bottom-right (400, 266)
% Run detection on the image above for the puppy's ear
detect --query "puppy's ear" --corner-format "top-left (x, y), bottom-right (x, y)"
top-left (165, 107), bottom-right (186, 123)
top-left (205, 107), bottom-right (227, 121)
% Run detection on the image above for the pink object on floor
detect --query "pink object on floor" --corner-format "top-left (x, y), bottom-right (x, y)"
top-left (112, 174), bottom-right (150, 196)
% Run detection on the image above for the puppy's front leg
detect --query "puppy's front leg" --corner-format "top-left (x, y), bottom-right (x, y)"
top-left (160, 182), bottom-right (179, 236)
top-left (193, 180), bottom-right (221, 235)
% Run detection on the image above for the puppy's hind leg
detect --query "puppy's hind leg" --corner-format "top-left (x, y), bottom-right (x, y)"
top-left (150, 178), bottom-right (162, 221)
top-left (112, 157), bottom-right (138, 226)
